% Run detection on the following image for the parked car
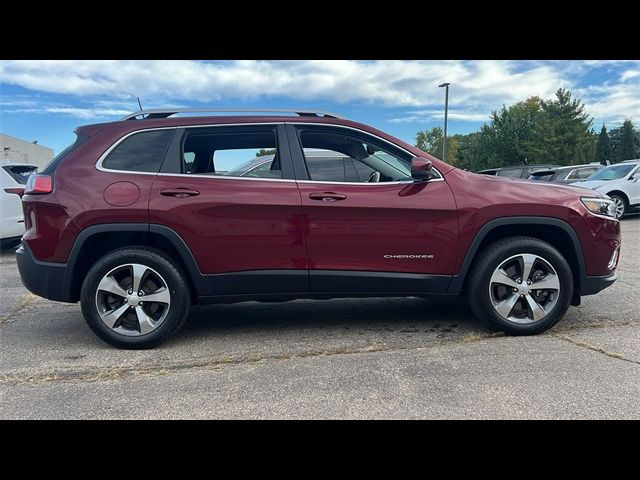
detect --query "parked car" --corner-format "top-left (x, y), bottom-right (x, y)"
top-left (476, 164), bottom-right (560, 179)
top-left (228, 149), bottom-right (381, 181)
top-left (0, 162), bottom-right (38, 246)
top-left (570, 160), bottom-right (640, 219)
top-left (17, 108), bottom-right (620, 348)
top-left (527, 164), bottom-right (603, 184)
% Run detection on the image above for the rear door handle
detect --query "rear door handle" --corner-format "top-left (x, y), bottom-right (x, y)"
top-left (160, 188), bottom-right (200, 198)
top-left (308, 192), bottom-right (347, 202)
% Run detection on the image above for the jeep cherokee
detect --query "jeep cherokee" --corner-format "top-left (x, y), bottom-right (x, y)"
top-left (16, 108), bottom-right (621, 348)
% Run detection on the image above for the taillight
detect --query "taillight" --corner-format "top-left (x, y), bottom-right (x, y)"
top-left (24, 174), bottom-right (52, 195)
top-left (4, 187), bottom-right (25, 198)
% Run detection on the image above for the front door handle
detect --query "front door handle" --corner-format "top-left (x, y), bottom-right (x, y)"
top-left (160, 188), bottom-right (200, 198)
top-left (308, 192), bottom-right (347, 202)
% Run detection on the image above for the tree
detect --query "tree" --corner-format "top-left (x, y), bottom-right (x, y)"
top-left (616, 119), bottom-right (638, 162)
top-left (415, 127), bottom-right (464, 165)
top-left (256, 148), bottom-right (276, 157)
top-left (595, 124), bottom-right (613, 165)
top-left (536, 88), bottom-right (595, 165)
top-left (416, 127), bottom-right (443, 157)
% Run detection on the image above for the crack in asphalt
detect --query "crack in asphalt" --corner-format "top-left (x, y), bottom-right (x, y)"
top-left (552, 333), bottom-right (640, 366)
top-left (0, 293), bottom-right (37, 325)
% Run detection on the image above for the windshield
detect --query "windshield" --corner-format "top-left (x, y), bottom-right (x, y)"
top-left (585, 163), bottom-right (636, 181)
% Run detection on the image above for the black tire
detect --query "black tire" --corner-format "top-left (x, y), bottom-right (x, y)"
top-left (467, 236), bottom-right (573, 335)
top-left (608, 194), bottom-right (627, 219)
top-left (80, 247), bottom-right (191, 349)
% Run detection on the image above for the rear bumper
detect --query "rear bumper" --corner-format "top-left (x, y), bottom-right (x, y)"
top-left (581, 272), bottom-right (618, 295)
top-left (16, 243), bottom-right (74, 302)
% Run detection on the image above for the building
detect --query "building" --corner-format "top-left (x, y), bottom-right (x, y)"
top-left (1, 133), bottom-right (54, 167)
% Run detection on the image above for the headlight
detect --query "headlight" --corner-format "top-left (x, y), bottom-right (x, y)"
top-left (581, 197), bottom-right (616, 218)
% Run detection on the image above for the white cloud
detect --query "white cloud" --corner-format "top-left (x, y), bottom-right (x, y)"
top-left (0, 60), bottom-right (570, 107)
top-left (1, 60), bottom-right (638, 125)
top-left (4, 106), bottom-right (131, 119)
top-left (391, 109), bottom-right (489, 123)
top-left (620, 69), bottom-right (640, 82)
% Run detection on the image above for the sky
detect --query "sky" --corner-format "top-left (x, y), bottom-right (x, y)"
top-left (1, 60), bottom-right (639, 155)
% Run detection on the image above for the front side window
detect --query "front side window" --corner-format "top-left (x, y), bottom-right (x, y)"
top-left (296, 130), bottom-right (413, 183)
top-left (102, 130), bottom-right (174, 173)
top-left (181, 130), bottom-right (281, 179)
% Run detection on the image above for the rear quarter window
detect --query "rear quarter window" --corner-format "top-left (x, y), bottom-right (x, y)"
top-left (102, 130), bottom-right (174, 173)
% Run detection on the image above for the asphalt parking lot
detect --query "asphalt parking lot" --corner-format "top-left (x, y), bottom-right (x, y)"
top-left (1, 218), bottom-right (638, 419)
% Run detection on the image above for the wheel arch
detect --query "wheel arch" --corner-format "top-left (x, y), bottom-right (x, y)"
top-left (605, 190), bottom-right (629, 206)
top-left (448, 217), bottom-right (586, 301)
top-left (66, 223), bottom-right (211, 302)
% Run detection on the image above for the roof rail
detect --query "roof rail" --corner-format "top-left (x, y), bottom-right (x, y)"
top-left (120, 108), bottom-right (344, 121)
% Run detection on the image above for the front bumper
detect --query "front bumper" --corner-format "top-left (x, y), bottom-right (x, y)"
top-left (581, 272), bottom-right (618, 295)
top-left (16, 243), bottom-right (74, 302)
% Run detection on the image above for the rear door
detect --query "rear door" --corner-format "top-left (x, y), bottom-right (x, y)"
top-left (149, 124), bottom-right (308, 295)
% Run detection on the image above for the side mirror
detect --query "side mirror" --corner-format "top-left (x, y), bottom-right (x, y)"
top-left (411, 156), bottom-right (433, 181)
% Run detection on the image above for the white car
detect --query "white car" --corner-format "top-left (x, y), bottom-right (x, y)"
top-left (571, 160), bottom-right (640, 219)
top-left (1, 162), bottom-right (38, 246)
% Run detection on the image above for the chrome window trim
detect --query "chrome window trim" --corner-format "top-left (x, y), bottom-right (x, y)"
top-left (95, 121), bottom-right (445, 184)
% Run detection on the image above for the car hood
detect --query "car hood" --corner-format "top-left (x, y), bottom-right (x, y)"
top-left (569, 179), bottom-right (616, 190)
top-left (472, 173), bottom-right (600, 198)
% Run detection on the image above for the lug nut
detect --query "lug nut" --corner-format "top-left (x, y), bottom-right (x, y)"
top-left (527, 280), bottom-right (531, 285)
top-left (139, 302), bottom-right (144, 306)
top-left (513, 288), bottom-right (518, 293)
top-left (517, 279), bottom-right (522, 284)
top-left (124, 298), bottom-right (128, 303)
top-left (128, 290), bottom-right (133, 295)
top-left (139, 291), bottom-right (144, 296)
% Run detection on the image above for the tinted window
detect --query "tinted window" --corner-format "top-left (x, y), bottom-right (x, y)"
top-left (306, 156), bottom-right (348, 182)
top-left (103, 130), bottom-right (174, 173)
top-left (298, 130), bottom-right (413, 183)
top-left (181, 131), bottom-right (281, 178)
top-left (498, 169), bottom-right (523, 178)
top-left (3, 165), bottom-right (38, 185)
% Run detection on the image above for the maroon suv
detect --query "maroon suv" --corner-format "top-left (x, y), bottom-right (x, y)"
top-left (17, 109), bottom-right (621, 348)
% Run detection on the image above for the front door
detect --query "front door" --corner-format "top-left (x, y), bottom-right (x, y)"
top-left (149, 124), bottom-right (307, 295)
top-left (287, 124), bottom-right (458, 294)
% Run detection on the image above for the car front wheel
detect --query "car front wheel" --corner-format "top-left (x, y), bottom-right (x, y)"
top-left (467, 236), bottom-right (573, 335)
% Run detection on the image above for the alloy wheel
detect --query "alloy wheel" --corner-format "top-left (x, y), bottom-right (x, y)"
top-left (489, 253), bottom-right (560, 324)
top-left (95, 263), bottom-right (171, 336)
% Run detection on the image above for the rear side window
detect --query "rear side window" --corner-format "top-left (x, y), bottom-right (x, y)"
top-left (102, 130), bottom-right (174, 173)
top-left (566, 168), bottom-right (597, 180)
top-left (2, 165), bottom-right (38, 184)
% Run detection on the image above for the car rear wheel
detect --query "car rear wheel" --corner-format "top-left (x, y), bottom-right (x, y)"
top-left (467, 236), bottom-right (573, 335)
top-left (609, 194), bottom-right (626, 219)
top-left (80, 247), bottom-right (190, 349)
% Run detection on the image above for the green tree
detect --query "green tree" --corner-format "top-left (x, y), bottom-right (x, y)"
top-left (256, 148), bottom-right (276, 157)
top-left (536, 88), bottom-right (595, 165)
top-left (415, 127), bottom-right (464, 165)
top-left (615, 119), bottom-right (638, 161)
top-left (595, 124), bottom-right (613, 165)
top-left (416, 127), bottom-right (443, 156)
